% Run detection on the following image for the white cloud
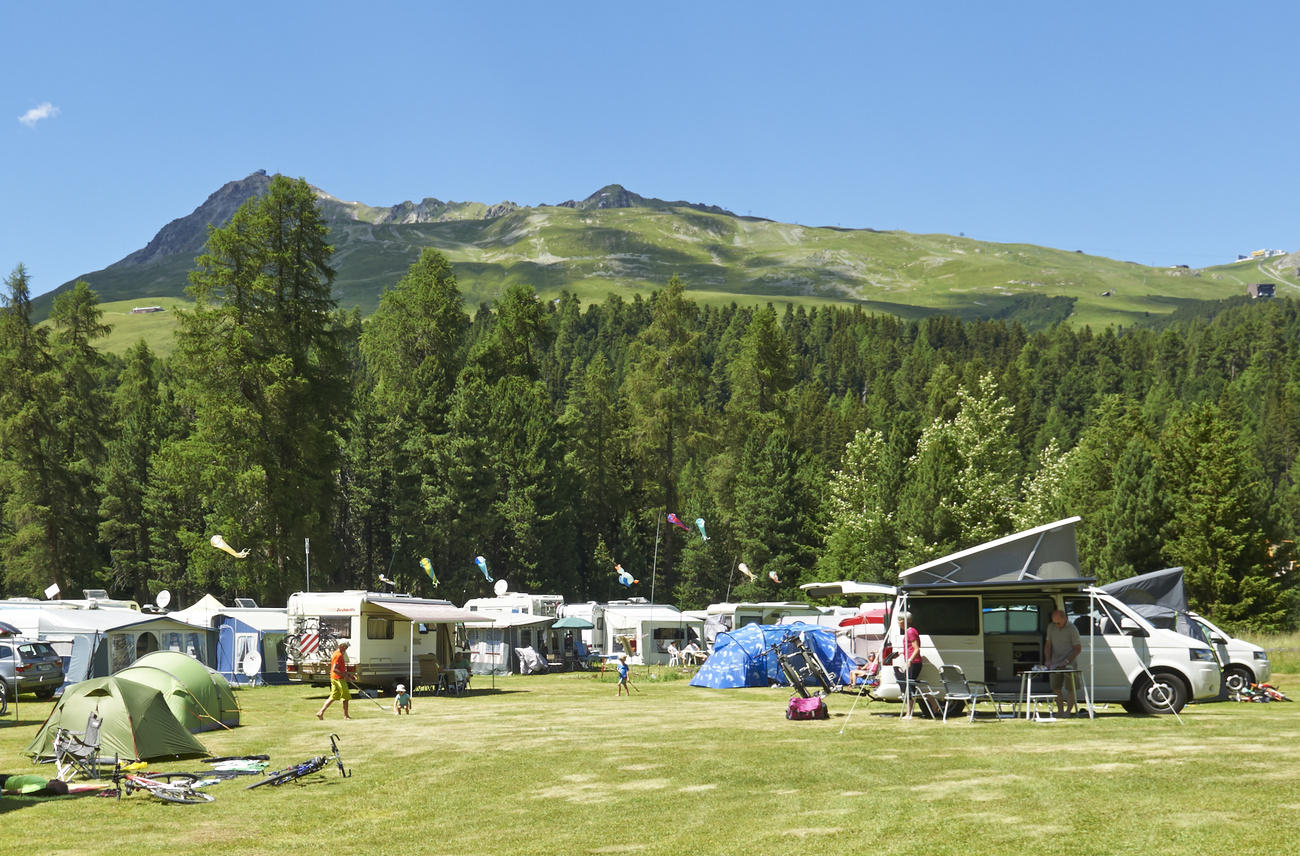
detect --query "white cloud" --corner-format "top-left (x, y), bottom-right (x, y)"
top-left (18, 102), bottom-right (60, 128)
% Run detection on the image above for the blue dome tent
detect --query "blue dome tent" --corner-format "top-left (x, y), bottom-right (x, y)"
top-left (689, 622), bottom-right (852, 689)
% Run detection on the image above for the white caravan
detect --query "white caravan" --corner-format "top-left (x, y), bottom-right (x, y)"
top-left (699, 601), bottom-right (826, 649)
top-left (556, 602), bottom-right (607, 653)
top-left (878, 518), bottom-right (1220, 714)
top-left (285, 590), bottom-right (486, 690)
top-left (462, 590), bottom-right (564, 675)
top-left (601, 600), bottom-right (704, 666)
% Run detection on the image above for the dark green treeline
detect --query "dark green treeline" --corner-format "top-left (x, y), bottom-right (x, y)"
top-left (1, 181), bottom-right (1296, 630)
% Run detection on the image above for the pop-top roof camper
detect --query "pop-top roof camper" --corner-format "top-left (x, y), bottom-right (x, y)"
top-left (882, 518), bottom-right (1220, 714)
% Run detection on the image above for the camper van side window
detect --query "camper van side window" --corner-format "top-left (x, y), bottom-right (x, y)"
top-left (909, 597), bottom-right (979, 635)
top-left (1064, 598), bottom-right (1123, 636)
top-left (367, 617), bottom-right (394, 640)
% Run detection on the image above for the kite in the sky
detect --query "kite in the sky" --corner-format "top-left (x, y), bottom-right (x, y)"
top-left (615, 563), bottom-right (638, 587)
top-left (420, 557), bottom-right (438, 587)
top-left (474, 555), bottom-right (493, 583)
top-left (695, 518), bottom-right (708, 541)
top-left (667, 513), bottom-right (691, 533)
top-left (768, 570), bottom-right (781, 585)
top-left (210, 534), bottom-right (249, 559)
top-left (737, 562), bottom-right (755, 582)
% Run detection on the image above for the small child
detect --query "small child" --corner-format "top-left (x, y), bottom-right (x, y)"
top-left (616, 653), bottom-right (631, 696)
top-left (393, 683), bottom-right (412, 715)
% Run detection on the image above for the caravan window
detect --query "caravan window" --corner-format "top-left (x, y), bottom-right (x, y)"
top-left (321, 617), bottom-right (351, 639)
top-left (908, 597), bottom-right (980, 636)
top-left (366, 617), bottom-right (394, 640)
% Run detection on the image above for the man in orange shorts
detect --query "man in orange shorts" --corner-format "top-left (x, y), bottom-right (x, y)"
top-left (315, 640), bottom-right (352, 720)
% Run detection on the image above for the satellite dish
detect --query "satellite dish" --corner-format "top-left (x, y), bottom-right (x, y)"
top-left (494, 579), bottom-right (508, 597)
top-left (44, 583), bottom-right (60, 600)
top-left (242, 650), bottom-right (262, 678)
top-left (156, 590), bottom-right (172, 609)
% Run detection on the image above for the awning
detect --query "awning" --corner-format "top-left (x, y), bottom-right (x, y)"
top-left (484, 613), bottom-right (555, 629)
top-left (372, 603), bottom-right (495, 624)
top-left (552, 616), bottom-right (594, 630)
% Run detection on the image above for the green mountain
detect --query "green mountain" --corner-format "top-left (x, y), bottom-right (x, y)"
top-left (34, 171), bottom-right (1285, 331)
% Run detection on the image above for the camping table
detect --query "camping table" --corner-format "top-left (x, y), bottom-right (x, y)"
top-left (1018, 668), bottom-right (1092, 721)
top-left (681, 650), bottom-right (707, 666)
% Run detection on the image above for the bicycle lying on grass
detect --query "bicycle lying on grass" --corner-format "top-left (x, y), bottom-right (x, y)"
top-left (246, 734), bottom-right (350, 789)
top-left (110, 761), bottom-right (215, 804)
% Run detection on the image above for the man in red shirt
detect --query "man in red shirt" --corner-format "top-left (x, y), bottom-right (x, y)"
top-left (315, 640), bottom-right (352, 720)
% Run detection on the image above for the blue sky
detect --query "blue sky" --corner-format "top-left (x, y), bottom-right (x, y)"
top-left (4, 2), bottom-right (1299, 298)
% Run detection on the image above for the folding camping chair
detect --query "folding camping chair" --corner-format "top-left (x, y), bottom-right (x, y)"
top-left (938, 664), bottom-right (1006, 722)
top-left (53, 710), bottom-right (105, 780)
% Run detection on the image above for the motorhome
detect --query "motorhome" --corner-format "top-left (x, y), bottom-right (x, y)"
top-left (700, 601), bottom-right (825, 649)
top-left (877, 518), bottom-right (1220, 715)
top-left (462, 590), bottom-right (564, 675)
top-left (285, 591), bottom-right (485, 690)
top-left (556, 602), bottom-right (607, 653)
top-left (601, 600), bottom-right (704, 666)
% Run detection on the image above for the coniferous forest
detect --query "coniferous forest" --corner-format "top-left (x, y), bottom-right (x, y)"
top-left (2, 177), bottom-right (1297, 631)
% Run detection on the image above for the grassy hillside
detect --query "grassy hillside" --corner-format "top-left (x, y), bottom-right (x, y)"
top-left (46, 202), bottom-right (1292, 349)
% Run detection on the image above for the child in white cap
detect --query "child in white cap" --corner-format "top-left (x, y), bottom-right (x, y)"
top-left (393, 683), bottom-right (412, 715)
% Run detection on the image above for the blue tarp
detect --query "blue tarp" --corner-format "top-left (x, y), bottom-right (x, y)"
top-left (689, 622), bottom-right (852, 689)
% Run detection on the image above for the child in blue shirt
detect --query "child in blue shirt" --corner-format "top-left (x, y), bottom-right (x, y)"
top-left (393, 683), bottom-right (412, 715)
top-left (616, 653), bottom-right (631, 696)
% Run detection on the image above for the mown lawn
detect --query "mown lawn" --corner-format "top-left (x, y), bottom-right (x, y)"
top-left (2, 669), bottom-right (1297, 856)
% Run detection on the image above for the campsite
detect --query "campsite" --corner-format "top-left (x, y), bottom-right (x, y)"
top-left (3, 663), bottom-right (1299, 856)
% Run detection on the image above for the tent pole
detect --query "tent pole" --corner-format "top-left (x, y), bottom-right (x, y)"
top-left (409, 621), bottom-right (414, 699)
top-left (1088, 589), bottom-right (1096, 719)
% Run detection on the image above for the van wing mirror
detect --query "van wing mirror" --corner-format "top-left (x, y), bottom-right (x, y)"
top-left (1208, 633), bottom-right (1227, 645)
top-left (1119, 617), bottom-right (1149, 638)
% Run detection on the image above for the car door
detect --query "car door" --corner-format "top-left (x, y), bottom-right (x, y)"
top-left (1063, 595), bottom-right (1132, 701)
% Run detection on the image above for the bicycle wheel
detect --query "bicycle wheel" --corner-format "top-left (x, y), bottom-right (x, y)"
top-left (153, 785), bottom-right (215, 804)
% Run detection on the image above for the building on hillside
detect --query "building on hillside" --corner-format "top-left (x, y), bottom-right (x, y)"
top-left (1248, 282), bottom-right (1275, 299)
top-left (130, 306), bottom-right (164, 314)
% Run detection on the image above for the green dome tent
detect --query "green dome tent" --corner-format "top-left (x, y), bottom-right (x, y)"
top-left (24, 675), bottom-right (207, 763)
top-left (117, 650), bottom-right (240, 732)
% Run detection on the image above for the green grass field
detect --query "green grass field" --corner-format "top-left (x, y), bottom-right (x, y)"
top-left (3, 668), bottom-right (1297, 855)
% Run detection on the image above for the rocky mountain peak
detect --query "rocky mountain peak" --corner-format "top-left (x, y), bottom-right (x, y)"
top-left (117, 170), bottom-right (273, 266)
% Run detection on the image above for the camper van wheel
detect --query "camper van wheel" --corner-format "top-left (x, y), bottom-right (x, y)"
top-left (1223, 666), bottom-right (1253, 695)
top-left (1135, 673), bottom-right (1188, 715)
top-left (0, 681), bottom-right (7, 716)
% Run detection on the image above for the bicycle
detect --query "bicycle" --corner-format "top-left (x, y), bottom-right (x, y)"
top-left (246, 734), bottom-right (350, 789)
top-left (111, 761), bottom-right (215, 804)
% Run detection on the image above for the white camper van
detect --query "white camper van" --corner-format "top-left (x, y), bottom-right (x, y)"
top-left (285, 591), bottom-right (484, 690)
top-left (879, 519), bottom-right (1220, 715)
top-left (1187, 611), bottom-right (1270, 693)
